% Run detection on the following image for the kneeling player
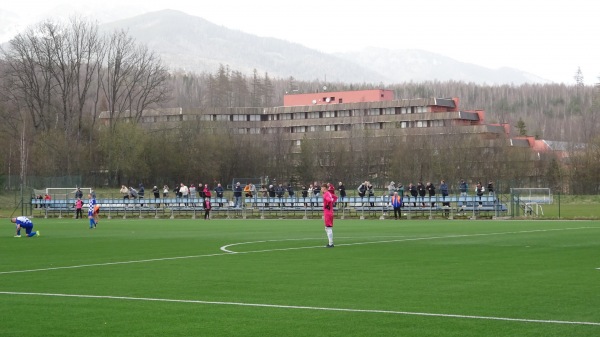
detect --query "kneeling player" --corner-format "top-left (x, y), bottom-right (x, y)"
top-left (11, 216), bottom-right (40, 238)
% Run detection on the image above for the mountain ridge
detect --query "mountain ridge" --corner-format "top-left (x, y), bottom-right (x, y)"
top-left (2, 8), bottom-right (547, 85)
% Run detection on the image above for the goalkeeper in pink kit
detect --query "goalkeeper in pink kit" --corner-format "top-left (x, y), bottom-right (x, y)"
top-left (322, 183), bottom-right (338, 248)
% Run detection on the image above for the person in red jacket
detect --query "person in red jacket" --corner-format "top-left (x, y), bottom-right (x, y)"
top-left (321, 183), bottom-right (338, 248)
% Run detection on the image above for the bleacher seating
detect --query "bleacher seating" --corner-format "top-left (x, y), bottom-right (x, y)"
top-left (31, 197), bottom-right (230, 219)
top-left (31, 194), bottom-right (508, 219)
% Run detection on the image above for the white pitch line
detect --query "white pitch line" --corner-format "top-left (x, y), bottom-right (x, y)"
top-left (0, 252), bottom-right (231, 275)
top-left (1, 227), bottom-right (598, 275)
top-left (0, 291), bottom-right (598, 327)
top-left (221, 227), bottom-right (600, 253)
top-left (219, 236), bottom-right (405, 253)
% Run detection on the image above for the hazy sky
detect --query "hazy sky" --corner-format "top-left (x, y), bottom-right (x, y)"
top-left (3, 0), bottom-right (599, 84)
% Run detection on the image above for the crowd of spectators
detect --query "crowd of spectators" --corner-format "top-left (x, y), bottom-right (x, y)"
top-left (109, 179), bottom-right (495, 209)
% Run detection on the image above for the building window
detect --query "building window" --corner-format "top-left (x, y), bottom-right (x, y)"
top-left (365, 123), bottom-right (382, 130)
top-left (308, 112), bottom-right (319, 119)
top-left (167, 115), bottom-right (182, 122)
top-left (367, 108), bottom-right (380, 116)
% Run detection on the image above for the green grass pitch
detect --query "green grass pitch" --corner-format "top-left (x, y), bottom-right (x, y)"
top-left (1, 218), bottom-right (599, 336)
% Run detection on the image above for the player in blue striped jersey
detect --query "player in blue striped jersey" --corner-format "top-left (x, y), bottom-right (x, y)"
top-left (11, 216), bottom-right (40, 238)
top-left (88, 193), bottom-right (97, 229)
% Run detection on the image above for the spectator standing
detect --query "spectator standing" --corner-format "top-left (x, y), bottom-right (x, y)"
top-left (417, 181), bottom-right (426, 207)
top-left (198, 183), bottom-right (205, 199)
top-left (75, 187), bottom-right (83, 199)
top-left (459, 179), bottom-right (468, 207)
top-left (390, 191), bottom-right (403, 220)
top-left (387, 181), bottom-right (397, 197)
top-left (129, 187), bottom-right (138, 199)
top-left (75, 197), bottom-right (83, 219)
top-left (440, 180), bottom-right (450, 212)
top-left (163, 185), bottom-right (169, 207)
top-left (367, 181), bottom-right (375, 207)
top-left (275, 183), bottom-right (284, 206)
top-left (407, 183), bottom-right (417, 206)
top-left (152, 186), bottom-right (160, 207)
top-left (487, 181), bottom-right (495, 196)
top-left (244, 183), bottom-right (252, 197)
top-left (138, 184), bottom-right (145, 207)
top-left (440, 180), bottom-right (449, 200)
top-left (203, 197), bottom-right (211, 220)
top-left (475, 182), bottom-right (485, 205)
top-left (322, 183), bottom-right (338, 248)
top-left (337, 182), bottom-right (346, 206)
top-left (259, 184), bottom-right (268, 197)
top-left (398, 183), bottom-right (405, 198)
top-left (301, 185), bottom-right (308, 198)
top-left (426, 181), bottom-right (436, 207)
top-left (287, 184), bottom-right (295, 206)
top-left (203, 184), bottom-right (211, 198)
top-left (307, 184), bottom-right (315, 207)
top-left (189, 184), bottom-right (197, 201)
top-left (459, 179), bottom-right (468, 196)
top-left (301, 185), bottom-right (308, 207)
top-left (234, 182), bottom-right (243, 208)
top-left (44, 194), bottom-right (52, 208)
top-left (357, 181), bottom-right (367, 198)
top-left (180, 183), bottom-right (189, 206)
top-left (215, 183), bottom-right (224, 207)
top-left (120, 185), bottom-right (129, 199)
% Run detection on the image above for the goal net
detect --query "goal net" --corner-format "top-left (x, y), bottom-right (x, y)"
top-left (33, 187), bottom-right (92, 200)
top-left (510, 188), bottom-right (553, 204)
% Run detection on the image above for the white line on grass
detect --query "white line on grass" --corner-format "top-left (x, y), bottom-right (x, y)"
top-left (220, 227), bottom-right (599, 253)
top-left (1, 227), bottom-right (598, 275)
top-left (1, 291), bottom-right (599, 327)
top-left (219, 236), bottom-right (405, 253)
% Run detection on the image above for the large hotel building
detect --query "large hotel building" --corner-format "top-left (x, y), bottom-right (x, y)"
top-left (100, 89), bottom-right (557, 185)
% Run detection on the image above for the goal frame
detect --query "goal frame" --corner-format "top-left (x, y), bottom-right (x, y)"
top-left (34, 187), bottom-right (93, 200)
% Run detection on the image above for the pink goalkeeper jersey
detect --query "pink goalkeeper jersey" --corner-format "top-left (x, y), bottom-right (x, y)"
top-left (322, 190), bottom-right (338, 212)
